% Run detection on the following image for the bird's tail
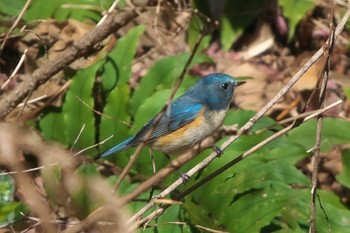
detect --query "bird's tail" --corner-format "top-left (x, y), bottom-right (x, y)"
top-left (94, 136), bottom-right (135, 160)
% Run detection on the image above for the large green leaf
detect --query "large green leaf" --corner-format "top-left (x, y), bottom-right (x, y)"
top-left (187, 14), bottom-right (211, 50)
top-left (0, 202), bottom-right (25, 228)
top-left (288, 118), bottom-right (350, 152)
top-left (0, 0), bottom-right (26, 17)
top-left (129, 53), bottom-right (211, 115)
top-left (98, 84), bottom-right (132, 164)
top-left (39, 108), bottom-right (66, 145)
top-left (101, 25), bottom-right (145, 91)
top-left (62, 60), bottom-right (103, 154)
top-left (278, 0), bottom-right (316, 40)
top-left (224, 109), bottom-right (276, 131)
top-left (25, 0), bottom-right (64, 21)
top-left (25, 0), bottom-right (105, 22)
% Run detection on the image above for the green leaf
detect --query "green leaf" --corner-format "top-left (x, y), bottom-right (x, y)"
top-left (336, 149), bottom-right (350, 189)
top-left (0, 202), bottom-right (25, 227)
top-left (62, 60), bottom-right (103, 154)
top-left (278, 0), bottom-right (316, 40)
top-left (25, 0), bottom-right (104, 22)
top-left (25, 0), bottom-right (64, 21)
top-left (39, 108), bottom-right (66, 145)
top-left (224, 109), bottom-right (276, 131)
top-left (129, 52), bottom-right (211, 115)
top-left (220, 0), bottom-right (265, 50)
top-left (99, 84), bottom-right (132, 163)
top-left (0, 174), bottom-right (27, 227)
top-left (315, 191), bottom-right (350, 233)
top-left (0, 175), bottom-right (15, 203)
top-left (187, 15), bottom-right (211, 50)
top-left (0, 0), bottom-right (26, 17)
top-left (101, 25), bottom-right (145, 90)
top-left (101, 56), bottom-right (118, 92)
top-left (288, 118), bottom-right (350, 152)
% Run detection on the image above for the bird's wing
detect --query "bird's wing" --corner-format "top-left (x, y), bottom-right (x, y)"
top-left (131, 97), bottom-right (204, 144)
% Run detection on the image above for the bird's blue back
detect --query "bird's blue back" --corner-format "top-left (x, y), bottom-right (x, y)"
top-left (97, 73), bottom-right (240, 159)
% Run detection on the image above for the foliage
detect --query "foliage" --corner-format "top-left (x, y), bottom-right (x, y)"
top-left (0, 175), bottom-right (27, 228)
top-left (279, 0), bottom-right (316, 40)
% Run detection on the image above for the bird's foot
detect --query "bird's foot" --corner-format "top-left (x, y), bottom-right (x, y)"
top-left (178, 170), bottom-right (190, 183)
top-left (212, 145), bottom-right (223, 158)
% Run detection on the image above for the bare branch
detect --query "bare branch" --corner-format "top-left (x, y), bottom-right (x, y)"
top-left (0, 8), bottom-right (142, 119)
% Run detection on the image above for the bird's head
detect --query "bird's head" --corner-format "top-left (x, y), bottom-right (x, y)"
top-left (190, 73), bottom-right (245, 110)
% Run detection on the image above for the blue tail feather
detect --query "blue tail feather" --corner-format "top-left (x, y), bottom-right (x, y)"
top-left (95, 136), bottom-right (135, 160)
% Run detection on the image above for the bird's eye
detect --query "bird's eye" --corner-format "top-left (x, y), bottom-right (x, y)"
top-left (221, 82), bottom-right (229, 90)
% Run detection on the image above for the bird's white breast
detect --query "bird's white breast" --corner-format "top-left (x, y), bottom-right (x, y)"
top-left (152, 109), bottom-right (227, 154)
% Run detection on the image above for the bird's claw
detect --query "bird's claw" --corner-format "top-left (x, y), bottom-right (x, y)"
top-left (212, 145), bottom-right (223, 157)
top-left (179, 170), bottom-right (190, 183)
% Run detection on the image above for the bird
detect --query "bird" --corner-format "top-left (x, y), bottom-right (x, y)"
top-left (95, 73), bottom-right (245, 160)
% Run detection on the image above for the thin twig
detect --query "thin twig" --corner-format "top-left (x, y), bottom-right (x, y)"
top-left (0, 162), bottom-right (59, 176)
top-left (75, 95), bottom-right (137, 131)
top-left (70, 124), bottom-right (85, 153)
top-left (74, 135), bottom-right (114, 156)
top-left (97, 0), bottom-right (121, 26)
top-left (16, 95), bottom-right (47, 107)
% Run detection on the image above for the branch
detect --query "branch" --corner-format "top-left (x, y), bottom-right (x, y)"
top-left (0, 7), bottom-right (141, 119)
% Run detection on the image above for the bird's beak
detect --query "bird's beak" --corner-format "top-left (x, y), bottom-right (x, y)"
top-left (236, 81), bottom-right (246, 87)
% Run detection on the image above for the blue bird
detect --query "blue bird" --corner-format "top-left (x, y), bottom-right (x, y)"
top-left (95, 73), bottom-right (245, 160)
